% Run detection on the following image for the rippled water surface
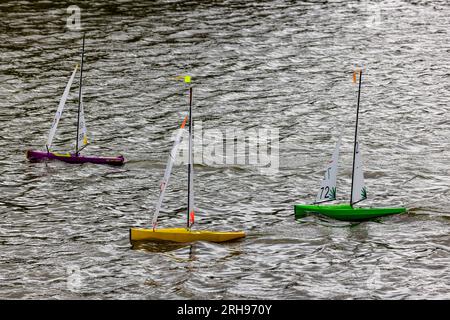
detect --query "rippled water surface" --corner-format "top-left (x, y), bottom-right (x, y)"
top-left (0, 0), bottom-right (449, 299)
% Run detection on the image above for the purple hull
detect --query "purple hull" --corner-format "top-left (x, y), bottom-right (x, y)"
top-left (26, 150), bottom-right (125, 166)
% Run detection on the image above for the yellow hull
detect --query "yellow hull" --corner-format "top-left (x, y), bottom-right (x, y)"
top-left (130, 228), bottom-right (245, 243)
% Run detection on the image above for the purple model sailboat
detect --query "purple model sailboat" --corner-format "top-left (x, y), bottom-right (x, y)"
top-left (26, 35), bottom-right (125, 166)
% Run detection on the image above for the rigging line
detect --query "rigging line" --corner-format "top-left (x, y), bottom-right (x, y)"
top-left (187, 87), bottom-right (193, 229)
top-left (350, 69), bottom-right (363, 207)
top-left (75, 33), bottom-right (85, 156)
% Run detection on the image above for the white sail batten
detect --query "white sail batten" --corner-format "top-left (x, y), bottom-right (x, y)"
top-left (46, 65), bottom-right (78, 150)
top-left (315, 136), bottom-right (341, 203)
top-left (351, 140), bottom-right (367, 204)
top-left (151, 116), bottom-right (188, 228)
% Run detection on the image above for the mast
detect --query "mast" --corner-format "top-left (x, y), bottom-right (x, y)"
top-left (350, 69), bottom-right (363, 206)
top-left (75, 33), bottom-right (85, 156)
top-left (187, 87), bottom-right (193, 228)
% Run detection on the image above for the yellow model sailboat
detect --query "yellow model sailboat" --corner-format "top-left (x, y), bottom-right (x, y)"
top-left (130, 77), bottom-right (245, 243)
top-left (130, 228), bottom-right (246, 243)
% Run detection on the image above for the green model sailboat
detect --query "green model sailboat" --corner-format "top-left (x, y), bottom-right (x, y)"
top-left (294, 69), bottom-right (406, 221)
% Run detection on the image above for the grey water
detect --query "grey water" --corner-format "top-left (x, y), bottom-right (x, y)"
top-left (0, 0), bottom-right (449, 299)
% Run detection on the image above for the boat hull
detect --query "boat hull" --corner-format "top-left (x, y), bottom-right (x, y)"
top-left (130, 227), bottom-right (246, 243)
top-left (294, 204), bottom-right (406, 221)
top-left (26, 150), bottom-right (125, 166)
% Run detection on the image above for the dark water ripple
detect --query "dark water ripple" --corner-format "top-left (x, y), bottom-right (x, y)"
top-left (0, 0), bottom-right (449, 299)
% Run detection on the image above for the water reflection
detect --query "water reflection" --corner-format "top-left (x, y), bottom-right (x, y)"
top-left (131, 240), bottom-right (191, 254)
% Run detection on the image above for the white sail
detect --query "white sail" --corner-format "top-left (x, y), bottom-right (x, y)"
top-left (46, 64), bottom-right (78, 150)
top-left (76, 93), bottom-right (88, 152)
top-left (188, 115), bottom-right (194, 227)
top-left (151, 116), bottom-right (188, 228)
top-left (315, 136), bottom-right (341, 203)
top-left (351, 140), bottom-right (367, 204)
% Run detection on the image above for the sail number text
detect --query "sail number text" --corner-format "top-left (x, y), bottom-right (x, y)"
top-left (319, 186), bottom-right (330, 199)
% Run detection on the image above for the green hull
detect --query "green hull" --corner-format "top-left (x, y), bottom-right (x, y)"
top-left (294, 204), bottom-right (406, 221)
